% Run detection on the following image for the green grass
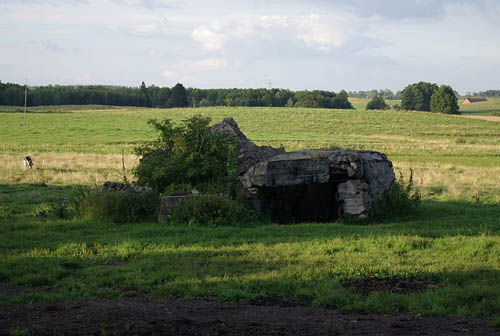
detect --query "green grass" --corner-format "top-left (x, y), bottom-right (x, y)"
top-left (1, 105), bottom-right (499, 156)
top-left (1, 183), bottom-right (499, 318)
top-left (458, 98), bottom-right (500, 115)
top-left (0, 105), bottom-right (499, 324)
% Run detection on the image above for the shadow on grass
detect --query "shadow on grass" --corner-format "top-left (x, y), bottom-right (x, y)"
top-left (1, 183), bottom-right (499, 243)
top-left (1, 182), bottom-right (499, 314)
top-left (2, 249), bottom-right (500, 319)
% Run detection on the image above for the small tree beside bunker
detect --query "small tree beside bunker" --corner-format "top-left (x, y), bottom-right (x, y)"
top-left (133, 115), bottom-right (238, 193)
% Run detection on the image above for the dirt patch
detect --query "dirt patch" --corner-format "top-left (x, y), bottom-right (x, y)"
top-left (1, 296), bottom-right (497, 335)
top-left (342, 277), bottom-right (438, 295)
top-left (461, 115), bottom-right (500, 122)
top-left (0, 283), bottom-right (52, 297)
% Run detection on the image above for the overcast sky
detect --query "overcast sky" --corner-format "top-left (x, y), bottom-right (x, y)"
top-left (1, 0), bottom-right (499, 93)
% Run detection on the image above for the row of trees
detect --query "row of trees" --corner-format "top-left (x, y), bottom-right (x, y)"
top-left (348, 89), bottom-right (401, 100)
top-left (0, 79), bottom-right (463, 114)
top-left (364, 82), bottom-right (460, 114)
top-left (464, 90), bottom-right (500, 98)
top-left (0, 82), bottom-right (151, 107)
top-left (0, 81), bottom-right (353, 109)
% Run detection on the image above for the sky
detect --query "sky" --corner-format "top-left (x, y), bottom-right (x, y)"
top-left (1, 0), bottom-right (499, 94)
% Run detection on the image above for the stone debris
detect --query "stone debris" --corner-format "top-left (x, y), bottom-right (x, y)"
top-left (102, 181), bottom-right (152, 193)
top-left (158, 195), bottom-right (188, 222)
top-left (157, 189), bottom-right (203, 222)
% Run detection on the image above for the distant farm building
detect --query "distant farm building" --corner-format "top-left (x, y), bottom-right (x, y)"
top-left (462, 98), bottom-right (487, 104)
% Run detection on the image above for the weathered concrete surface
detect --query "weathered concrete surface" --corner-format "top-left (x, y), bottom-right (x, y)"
top-left (337, 179), bottom-right (370, 218)
top-left (157, 195), bottom-right (188, 222)
top-left (241, 152), bottom-right (330, 188)
top-left (211, 117), bottom-right (285, 175)
top-left (211, 118), bottom-right (395, 222)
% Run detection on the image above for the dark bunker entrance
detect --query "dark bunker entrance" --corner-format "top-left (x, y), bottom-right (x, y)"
top-left (260, 181), bottom-right (343, 223)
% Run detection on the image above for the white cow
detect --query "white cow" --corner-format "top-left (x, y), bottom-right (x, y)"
top-left (23, 156), bottom-right (33, 169)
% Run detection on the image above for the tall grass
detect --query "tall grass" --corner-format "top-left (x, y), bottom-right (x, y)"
top-left (72, 186), bottom-right (159, 223)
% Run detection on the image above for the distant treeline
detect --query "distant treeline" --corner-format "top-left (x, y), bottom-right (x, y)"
top-left (347, 89), bottom-right (401, 100)
top-left (0, 81), bottom-right (353, 109)
top-left (465, 90), bottom-right (500, 98)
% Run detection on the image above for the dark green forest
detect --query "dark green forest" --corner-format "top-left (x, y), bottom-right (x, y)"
top-left (0, 81), bottom-right (353, 109)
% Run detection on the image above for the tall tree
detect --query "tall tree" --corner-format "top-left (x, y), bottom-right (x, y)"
top-left (331, 90), bottom-right (353, 109)
top-left (401, 82), bottom-right (438, 111)
top-left (168, 83), bottom-right (188, 107)
top-left (430, 85), bottom-right (460, 114)
top-left (140, 81), bottom-right (152, 107)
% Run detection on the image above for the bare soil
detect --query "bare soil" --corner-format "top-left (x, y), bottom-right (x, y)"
top-left (342, 277), bottom-right (438, 295)
top-left (1, 295), bottom-right (498, 335)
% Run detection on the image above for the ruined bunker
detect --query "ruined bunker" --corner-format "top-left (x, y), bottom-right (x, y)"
top-left (211, 117), bottom-right (395, 222)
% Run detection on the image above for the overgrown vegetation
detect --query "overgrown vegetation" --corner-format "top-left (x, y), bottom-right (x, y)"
top-left (132, 114), bottom-right (263, 226)
top-left (167, 194), bottom-right (262, 227)
top-left (133, 114), bottom-right (239, 193)
top-left (72, 186), bottom-right (159, 223)
top-left (369, 170), bottom-right (421, 221)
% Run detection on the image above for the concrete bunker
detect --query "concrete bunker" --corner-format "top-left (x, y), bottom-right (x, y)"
top-left (158, 117), bottom-right (396, 223)
top-left (212, 118), bottom-right (396, 223)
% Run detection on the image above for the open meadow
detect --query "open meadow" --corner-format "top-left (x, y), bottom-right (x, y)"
top-left (1, 104), bottom-right (500, 333)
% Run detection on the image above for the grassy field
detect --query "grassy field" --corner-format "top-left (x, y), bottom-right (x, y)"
top-left (1, 104), bottom-right (499, 324)
top-left (459, 98), bottom-right (500, 116)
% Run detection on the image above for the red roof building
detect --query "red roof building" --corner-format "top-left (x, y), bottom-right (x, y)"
top-left (462, 98), bottom-right (488, 104)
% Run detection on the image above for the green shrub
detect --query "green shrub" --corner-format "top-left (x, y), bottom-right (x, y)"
top-left (492, 316), bottom-right (500, 328)
top-left (134, 115), bottom-right (238, 193)
top-left (369, 169), bottom-right (421, 221)
top-left (162, 183), bottom-right (194, 196)
top-left (72, 187), bottom-right (159, 223)
top-left (167, 194), bottom-right (262, 227)
top-left (0, 206), bottom-right (11, 219)
top-left (366, 95), bottom-right (390, 110)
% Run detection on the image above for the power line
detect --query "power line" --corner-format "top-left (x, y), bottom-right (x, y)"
top-left (24, 78), bottom-right (27, 127)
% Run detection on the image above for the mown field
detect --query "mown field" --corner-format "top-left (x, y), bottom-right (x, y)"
top-left (1, 104), bottom-right (500, 326)
top-left (459, 98), bottom-right (500, 116)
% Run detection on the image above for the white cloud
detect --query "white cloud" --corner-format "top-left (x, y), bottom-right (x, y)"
top-left (295, 14), bottom-right (345, 51)
top-left (186, 58), bottom-right (228, 71)
top-left (191, 24), bottom-right (226, 50)
top-left (259, 15), bottom-right (288, 29)
top-left (162, 70), bottom-right (176, 80)
top-left (180, 75), bottom-right (200, 85)
top-left (134, 24), bottom-right (158, 34)
top-left (41, 40), bottom-right (65, 52)
top-left (81, 72), bottom-right (92, 83)
top-left (191, 13), bottom-right (350, 52)
top-left (2, 0), bottom-right (499, 91)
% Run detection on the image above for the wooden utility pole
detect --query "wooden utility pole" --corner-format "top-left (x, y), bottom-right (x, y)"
top-left (24, 78), bottom-right (27, 127)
